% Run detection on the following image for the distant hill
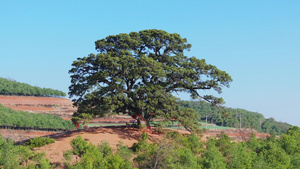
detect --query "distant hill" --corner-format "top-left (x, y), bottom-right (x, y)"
top-left (0, 77), bottom-right (66, 97)
top-left (181, 101), bottom-right (291, 135)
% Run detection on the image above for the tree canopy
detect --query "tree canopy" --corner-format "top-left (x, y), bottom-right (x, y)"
top-left (69, 29), bottom-right (232, 130)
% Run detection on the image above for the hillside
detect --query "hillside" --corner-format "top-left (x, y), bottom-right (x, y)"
top-left (0, 77), bottom-right (66, 97)
top-left (24, 126), bottom-right (269, 166)
top-left (0, 95), bottom-right (292, 135)
top-left (182, 101), bottom-right (292, 135)
top-left (0, 95), bottom-right (76, 118)
top-left (0, 125), bottom-right (297, 169)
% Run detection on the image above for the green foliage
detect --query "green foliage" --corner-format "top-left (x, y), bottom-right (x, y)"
top-left (170, 132), bottom-right (203, 155)
top-left (226, 142), bottom-right (255, 169)
top-left (0, 104), bottom-right (75, 129)
top-left (0, 138), bottom-right (20, 169)
top-left (134, 142), bottom-right (170, 169)
top-left (71, 113), bottom-right (93, 126)
top-left (261, 141), bottom-right (291, 168)
top-left (116, 141), bottom-right (132, 160)
top-left (132, 127), bottom-right (300, 168)
top-left (202, 139), bottom-right (227, 169)
top-left (70, 135), bottom-right (91, 156)
top-left (214, 132), bottom-right (232, 155)
top-left (0, 77), bottom-right (66, 97)
top-left (247, 133), bottom-right (261, 152)
top-left (134, 132), bottom-right (203, 169)
top-left (24, 137), bottom-right (55, 149)
top-left (290, 153), bottom-right (300, 168)
top-left (0, 135), bottom-right (51, 168)
top-left (98, 141), bottom-right (113, 158)
top-left (278, 126), bottom-right (300, 155)
top-left (68, 135), bottom-right (136, 169)
top-left (69, 29), bottom-right (232, 132)
top-left (63, 150), bottom-right (73, 162)
top-left (261, 118), bottom-right (291, 135)
top-left (185, 133), bottom-right (203, 154)
top-left (132, 132), bottom-right (150, 153)
top-left (182, 100), bottom-right (292, 135)
top-left (106, 155), bottom-right (131, 169)
top-left (3, 126), bottom-right (300, 168)
top-left (37, 158), bottom-right (55, 169)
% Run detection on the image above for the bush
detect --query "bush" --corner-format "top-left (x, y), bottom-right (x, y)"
top-left (24, 137), bottom-right (55, 149)
top-left (132, 132), bottom-right (149, 152)
top-left (70, 135), bottom-right (90, 156)
top-left (68, 136), bottom-right (136, 169)
top-left (116, 141), bottom-right (133, 160)
top-left (63, 150), bottom-right (74, 162)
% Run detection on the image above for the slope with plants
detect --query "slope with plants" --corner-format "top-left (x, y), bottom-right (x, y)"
top-left (0, 104), bottom-right (74, 130)
top-left (40, 126), bottom-right (300, 168)
top-left (0, 77), bottom-right (66, 97)
top-left (2, 124), bottom-right (299, 168)
top-left (181, 101), bottom-right (291, 135)
top-left (0, 136), bottom-right (54, 169)
top-left (0, 95), bottom-right (76, 117)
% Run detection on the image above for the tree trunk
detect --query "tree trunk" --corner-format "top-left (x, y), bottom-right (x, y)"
top-left (137, 118), bottom-right (147, 128)
top-left (146, 119), bottom-right (150, 128)
top-left (137, 118), bottom-right (141, 127)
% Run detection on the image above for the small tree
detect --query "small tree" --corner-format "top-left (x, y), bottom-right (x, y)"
top-left (69, 29), bottom-right (232, 131)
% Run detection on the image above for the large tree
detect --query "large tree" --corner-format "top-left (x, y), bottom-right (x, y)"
top-left (69, 29), bottom-right (232, 131)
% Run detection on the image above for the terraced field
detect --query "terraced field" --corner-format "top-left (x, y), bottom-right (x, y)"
top-left (0, 95), bottom-right (76, 117)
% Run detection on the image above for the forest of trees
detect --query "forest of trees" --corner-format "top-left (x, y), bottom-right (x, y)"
top-left (181, 101), bottom-right (291, 135)
top-left (0, 104), bottom-right (74, 130)
top-left (1, 126), bottom-right (300, 168)
top-left (0, 77), bottom-right (66, 97)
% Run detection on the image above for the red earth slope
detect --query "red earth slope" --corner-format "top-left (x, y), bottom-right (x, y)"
top-left (0, 95), bottom-right (76, 118)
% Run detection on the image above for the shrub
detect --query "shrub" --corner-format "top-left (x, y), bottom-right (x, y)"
top-left (24, 137), bottom-right (55, 149)
top-left (70, 135), bottom-right (90, 156)
top-left (63, 150), bottom-right (74, 162)
top-left (132, 132), bottom-right (149, 152)
top-left (116, 141), bottom-right (133, 160)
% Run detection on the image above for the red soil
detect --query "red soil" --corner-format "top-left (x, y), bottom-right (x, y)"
top-left (0, 95), bottom-right (271, 168)
top-left (0, 95), bottom-right (73, 105)
top-left (0, 95), bottom-right (76, 116)
top-left (0, 126), bottom-right (269, 169)
top-left (33, 127), bottom-right (269, 168)
top-left (5, 105), bottom-right (54, 111)
top-left (36, 127), bottom-right (162, 167)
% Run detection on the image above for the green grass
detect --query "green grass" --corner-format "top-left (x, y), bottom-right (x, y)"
top-left (199, 125), bottom-right (234, 129)
top-left (87, 121), bottom-right (234, 130)
top-left (88, 123), bottom-right (125, 127)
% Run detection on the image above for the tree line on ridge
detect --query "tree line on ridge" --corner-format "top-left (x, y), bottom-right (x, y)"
top-left (181, 101), bottom-right (291, 135)
top-left (0, 77), bottom-right (66, 97)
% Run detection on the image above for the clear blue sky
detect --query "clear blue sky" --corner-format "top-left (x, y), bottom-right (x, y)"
top-left (1, 1), bottom-right (299, 126)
